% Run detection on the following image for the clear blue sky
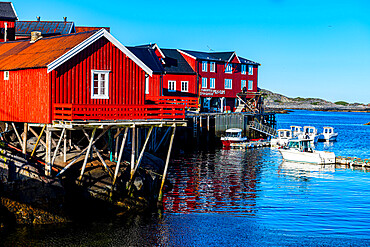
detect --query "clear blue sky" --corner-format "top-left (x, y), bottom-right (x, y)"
top-left (13, 0), bottom-right (370, 103)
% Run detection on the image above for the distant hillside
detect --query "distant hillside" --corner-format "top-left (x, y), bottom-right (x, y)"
top-left (261, 89), bottom-right (370, 112)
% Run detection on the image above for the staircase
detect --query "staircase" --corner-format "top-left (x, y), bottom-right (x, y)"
top-left (235, 94), bottom-right (258, 113)
top-left (249, 120), bottom-right (277, 137)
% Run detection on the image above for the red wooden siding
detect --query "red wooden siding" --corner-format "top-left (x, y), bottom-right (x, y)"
top-left (51, 37), bottom-right (146, 106)
top-left (162, 74), bottom-right (198, 97)
top-left (0, 68), bottom-right (51, 123)
top-left (146, 74), bottom-right (162, 97)
top-left (198, 62), bottom-right (258, 98)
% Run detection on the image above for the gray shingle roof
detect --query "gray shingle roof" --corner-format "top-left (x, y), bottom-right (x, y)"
top-left (0, 2), bottom-right (17, 20)
top-left (127, 46), bottom-right (164, 74)
top-left (161, 48), bottom-right (196, 75)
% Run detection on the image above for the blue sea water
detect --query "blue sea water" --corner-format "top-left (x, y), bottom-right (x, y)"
top-left (1, 110), bottom-right (370, 246)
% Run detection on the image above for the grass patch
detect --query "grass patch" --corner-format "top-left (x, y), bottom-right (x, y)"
top-left (335, 101), bottom-right (349, 106)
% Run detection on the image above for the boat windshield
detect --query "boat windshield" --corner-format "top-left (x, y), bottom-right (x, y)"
top-left (288, 141), bottom-right (299, 149)
top-left (226, 132), bottom-right (241, 138)
top-left (300, 140), bottom-right (312, 150)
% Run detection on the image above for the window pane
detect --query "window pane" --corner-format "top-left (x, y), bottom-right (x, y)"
top-left (94, 88), bottom-right (99, 94)
top-left (100, 74), bottom-right (106, 81)
top-left (94, 80), bottom-right (99, 88)
top-left (94, 74), bottom-right (99, 81)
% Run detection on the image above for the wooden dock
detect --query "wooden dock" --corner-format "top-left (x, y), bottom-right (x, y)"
top-left (336, 156), bottom-right (370, 167)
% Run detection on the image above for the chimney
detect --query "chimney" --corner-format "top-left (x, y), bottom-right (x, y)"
top-left (30, 31), bottom-right (42, 43)
top-left (63, 17), bottom-right (67, 22)
top-left (36, 16), bottom-right (40, 21)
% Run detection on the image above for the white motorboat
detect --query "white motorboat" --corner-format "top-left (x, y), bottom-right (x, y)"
top-left (271, 129), bottom-right (292, 147)
top-left (318, 127), bottom-right (338, 142)
top-left (300, 126), bottom-right (319, 144)
top-left (221, 128), bottom-right (248, 147)
top-left (278, 139), bottom-right (336, 164)
top-left (290, 125), bottom-right (303, 137)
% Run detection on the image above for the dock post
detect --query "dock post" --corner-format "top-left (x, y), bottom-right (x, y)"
top-left (112, 127), bottom-right (128, 190)
top-left (22, 123), bottom-right (28, 155)
top-left (158, 125), bottom-right (176, 202)
top-left (207, 116), bottom-right (210, 132)
top-left (45, 126), bottom-right (52, 176)
top-left (131, 126), bottom-right (153, 180)
top-left (78, 127), bottom-right (97, 183)
top-left (130, 126), bottom-right (136, 178)
top-left (63, 129), bottom-right (67, 162)
top-left (51, 128), bottom-right (65, 166)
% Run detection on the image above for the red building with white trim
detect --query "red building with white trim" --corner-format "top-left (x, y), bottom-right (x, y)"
top-left (178, 49), bottom-right (260, 112)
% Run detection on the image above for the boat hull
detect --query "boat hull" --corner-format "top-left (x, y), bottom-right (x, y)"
top-left (279, 149), bottom-right (336, 164)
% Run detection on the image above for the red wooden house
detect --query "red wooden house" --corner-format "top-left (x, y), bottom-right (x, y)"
top-left (128, 44), bottom-right (198, 109)
top-left (178, 50), bottom-right (260, 112)
top-left (0, 29), bottom-right (184, 124)
top-left (0, 2), bottom-right (17, 42)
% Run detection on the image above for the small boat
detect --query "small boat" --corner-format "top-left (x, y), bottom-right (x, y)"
top-left (290, 125), bottom-right (303, 137)
top-left (271, 129), bottom-right (292, 147)
top-left (318, 127), bottom-right (338, 142)
top-left (300, 126), bottom-right (319, 144)
top-left (221, 128), bottom-right (248, 147)
top-left (278, 139), bottom-right (336, 164)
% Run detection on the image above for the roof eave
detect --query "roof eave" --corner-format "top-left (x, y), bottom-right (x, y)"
top-left (47, 29), bottom-right (153, 76)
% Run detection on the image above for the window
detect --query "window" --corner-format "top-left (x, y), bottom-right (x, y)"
top-left (145, 76), bottom-right (149, 94)
top-left (225, 63), bottom-right (233, 73)
top-left (210, 78), bottom-right (215, 89)
top-left (248, 65), bottom-right (253, 75)
top-left (241, 64), bottom-right (246, 74)
top-left (202, 61), bottom-right (208, 72)
top-left (91, 70), bottom-right (110, 99)
top-left (225, 79), bottom-right (232, 89)
top-left (168, 81), bottom-right (176, 92)
top-left (181, 81), bottom-right (188, 92)
top-left (241, 80), bottom-right (246, 90)
top-left (202, 78), bottom-right (207, 88)
top-left (210, 62), bottom-right (216, 72)
top-left (248, 80), bottom-right (253, 90)
top-left (4, 71), bottom-right (9, 80)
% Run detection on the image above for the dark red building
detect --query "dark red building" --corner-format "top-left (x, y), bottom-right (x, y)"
top-left (0, 29), bottom-right (185, 124)
top-left (178, 50), bottom-right (260, 112)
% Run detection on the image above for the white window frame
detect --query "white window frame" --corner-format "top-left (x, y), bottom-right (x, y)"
top-left (225, 63), bottom-right (232, 74)
top-left (145, 75), bottom-right (149, 94)
top-left (248, 65), bottom-right (253, 75)
top-left (225, 79), bottom-right (232, 89)
top-left (168, 80), bottom-right (176, 92)
top-left (202, 61), bottom-right (208, 72)
top-left (4, 71), bottom-right (9, 80)
top-left (210, 78), bottom-right (215, 89)
top-left (241, 80), bottom-right (246, 90)
top-left (91, 70), bottom-right (110, 99)
top-left (210, 62), bottom-right (216, 72)
top-left (241, 64), bottom-right (246, 75)
top-left (181, 81), bottom-right (188, 92)
top-left (248, 80), bottom-right (253, 90)
top-left (202, 77), bottom-right (207, 88)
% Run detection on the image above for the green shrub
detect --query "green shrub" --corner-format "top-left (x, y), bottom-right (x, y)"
top-left (274, 100), bottom-right (282, 103)
top-left (335, 101), bottom-right (349, 106)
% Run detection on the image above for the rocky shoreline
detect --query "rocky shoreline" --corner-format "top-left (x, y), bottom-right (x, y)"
top-left (262, 89), bottom-right (370, 113)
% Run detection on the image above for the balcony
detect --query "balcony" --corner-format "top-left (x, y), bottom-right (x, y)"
top-left (146, 96), bottom-right (198, 109)
top-left (52, 103), bottom-right (186, 121)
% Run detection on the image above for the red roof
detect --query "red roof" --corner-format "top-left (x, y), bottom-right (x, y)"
top-left (0, 31), bottom-right (96, 71)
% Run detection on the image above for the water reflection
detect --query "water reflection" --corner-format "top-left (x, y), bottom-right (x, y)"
top-left (164, 148), bottom-right (269, 216)
top-left (279, 161), bottom-right (335, 179)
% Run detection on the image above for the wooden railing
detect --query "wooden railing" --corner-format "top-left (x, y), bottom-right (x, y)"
top-left (52, 103), bottom-right (186, 121)
top-left (146, 96), bottom-right (198, 109)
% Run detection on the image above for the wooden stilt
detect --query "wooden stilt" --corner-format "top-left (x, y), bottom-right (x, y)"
top-left (207, 116), bottom-right (210, 132)
top-left (29, 127), bottom-right (47, 148)
top-left (78, 128), bottom-right (97, 183)
top-left (130, 126), bottom-right (153, 180)
top-left (158, 126), bottom-right (176, 201)
top-left (82, 129), bottom-right (113, 177)
top-left (45, 126), bottom-right (52, 176)
top-left (112, 127), bottom-right (128, 188)
top-left (11, 123), bottom-right (23, 147)
top-left (63, 129), bottom-right (67, 162)
top-left (22, 123), bottom-right (28, 155)
top-left (130, 126), bottom-right (136, 178)
top-left (56, 127), bottom-right (111, 177)
top-left (114, 128), bottom-right (122, 160)
top-left (30, 124), bottom-right (46, 158)
top-left (51, 128), bottom-right (66, 165)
